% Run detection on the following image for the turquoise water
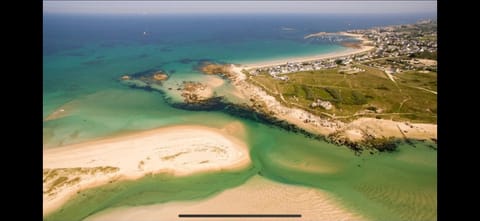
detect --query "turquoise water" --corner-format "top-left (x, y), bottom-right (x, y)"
top-left (43, 15), bottom-right (349, 147)
top-left (45, 122), bottom-right (436, 221)
top-left (44, 14), bottom-right (436, 220)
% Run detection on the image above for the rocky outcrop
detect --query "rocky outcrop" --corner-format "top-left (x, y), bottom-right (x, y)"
top-left (152, 72), bottom-right (168, 81)
top-left (180, 81), bottom-right (214, 103)
top-left (119, 69), bottom-right (169, 88)
top-left (199, 62), bottom-right (235, 79)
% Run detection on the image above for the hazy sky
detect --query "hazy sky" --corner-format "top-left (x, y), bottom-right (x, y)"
top-left (43, 1), bottom-right (437, 15)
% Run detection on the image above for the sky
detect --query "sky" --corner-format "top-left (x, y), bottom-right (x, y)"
top-left (43, 1), bottom-right (437, 15)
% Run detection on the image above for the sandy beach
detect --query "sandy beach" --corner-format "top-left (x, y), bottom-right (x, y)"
top-left (85, 175), bottom-right (367, 221)
top-left (242, 32), bottom-right (374, 70)
top-left (43, 124), bottom-right (251, 216)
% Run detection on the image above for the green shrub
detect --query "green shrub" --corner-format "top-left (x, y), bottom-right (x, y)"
top-left (351, 91), bottom-right (368, 105)
top-left (325, 88), bottom-right (342, 102)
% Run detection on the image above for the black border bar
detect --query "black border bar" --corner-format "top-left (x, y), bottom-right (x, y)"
top-left (179, 214), bottom-right (302, 218)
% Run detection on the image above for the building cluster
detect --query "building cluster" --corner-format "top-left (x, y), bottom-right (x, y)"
top-left (350, 20), bottom-right (437, 58)
top-left (310, 99), bottom-right (333, 110)
top-left (248, 20), bottom-right (437, 79)
top-left (366, 58), bottom-right (437, 74)
top-left (250, 55), bottom-right (363, 79)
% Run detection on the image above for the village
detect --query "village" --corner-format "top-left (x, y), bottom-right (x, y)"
top-left (248, 19), bottom-right (437, 80)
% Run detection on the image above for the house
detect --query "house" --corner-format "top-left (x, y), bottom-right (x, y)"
top-left (311, 99), bottom-right (333, 110)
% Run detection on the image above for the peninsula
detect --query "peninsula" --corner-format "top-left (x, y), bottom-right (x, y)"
top-left (199, 20), bottom-right (437, 149)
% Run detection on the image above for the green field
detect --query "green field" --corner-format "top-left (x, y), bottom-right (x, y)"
top-left (247, 65), bottom-right (437, 123)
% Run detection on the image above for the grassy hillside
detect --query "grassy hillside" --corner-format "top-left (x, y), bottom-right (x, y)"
top-left (247, 65), bottom-right (437, 123)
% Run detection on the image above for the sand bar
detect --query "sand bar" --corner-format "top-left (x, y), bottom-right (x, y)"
top-left (86, 175), bottom-right (367, 221)
top-left (43, 125), bottom-right (251, 216)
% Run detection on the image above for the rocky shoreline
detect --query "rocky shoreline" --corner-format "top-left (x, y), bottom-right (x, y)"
top-left (117, 62), bottom-right (436, 153)
top-left (200, 63), bottom-right (436, 152)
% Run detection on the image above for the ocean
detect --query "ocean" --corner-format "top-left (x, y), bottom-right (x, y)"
top-left (44, 13), bottom-right (436, 221)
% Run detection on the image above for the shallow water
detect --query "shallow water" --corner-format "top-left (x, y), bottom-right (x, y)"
top-left (45, 122), bottom-right (436, 221)
top-left (44, 13), bottom-right (436, 221)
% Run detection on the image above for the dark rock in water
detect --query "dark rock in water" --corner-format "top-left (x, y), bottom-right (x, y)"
top-left (169, 70), bottom-right (176, 74)
top-left (405, 138), bottom-right (416, 147)
top-left (361, 136), bottom-right (399, 152)
top-left (179, 58), bottom-right (218, 68)
top-left (130, 69), bottom-right (157, 78)
top-left (127, 83), bottom-right (155, 92)
top-left (326, 129), bottom-right (402, 153)
top-left (170, 97), bottom-right (227, 111)
top-left (119, 69), bottom-right (169, 88)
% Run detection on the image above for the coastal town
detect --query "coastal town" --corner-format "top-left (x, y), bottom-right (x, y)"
top-left (249, 20), bottom-right (437, 79)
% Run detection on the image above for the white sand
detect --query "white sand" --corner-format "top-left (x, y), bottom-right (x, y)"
top-left (341, 118), bottom-right (437, 141)
top-left (204, 75), bottom-right (225, 88)
top-left (242, 32), bottom-right (374, 70)
top-left (85, 175), bottom-right (367, 221)
top-left (43, 125), bottom-right (251, 216)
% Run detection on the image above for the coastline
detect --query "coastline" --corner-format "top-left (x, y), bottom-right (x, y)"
top-left (242, 32), bottom-right (374, 70)
top-left (226, 32), bottom-right (436, 145)
top-left (43, 124), bottom-right (251, 216)
top-left (85, 175), bottom-right (367, 221)
top-left (229, 66), bottom-right (437, 145)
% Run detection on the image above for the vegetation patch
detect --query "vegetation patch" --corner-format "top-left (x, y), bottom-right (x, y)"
top-left (249, 65), bottom-right (436, 123)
